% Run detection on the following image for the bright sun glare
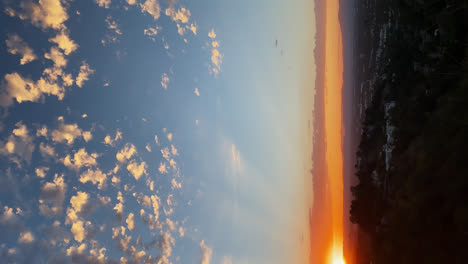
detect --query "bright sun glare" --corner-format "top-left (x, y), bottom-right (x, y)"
top-left (333, 259), bottom-right (346, 264)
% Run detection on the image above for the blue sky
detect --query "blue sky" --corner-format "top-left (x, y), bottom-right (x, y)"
top-left (0, 0), bottom-right (315, 263)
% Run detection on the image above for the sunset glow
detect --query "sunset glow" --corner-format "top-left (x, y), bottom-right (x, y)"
top-left (324, 0), bottom-right (345, 263)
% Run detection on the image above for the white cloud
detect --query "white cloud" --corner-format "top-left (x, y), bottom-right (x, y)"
top-left (5, 34), bottom-right (37, 65)
top-left (39, 174), bottom-right (66, 217)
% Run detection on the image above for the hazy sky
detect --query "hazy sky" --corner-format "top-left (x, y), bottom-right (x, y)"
top-left (0, 0), bottom-right (316, 263)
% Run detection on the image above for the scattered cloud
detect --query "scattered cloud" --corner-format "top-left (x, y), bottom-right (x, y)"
top-left (116, 143), bottom-right (137, 163)
top-left (208, 29), bottom-right (222, 76)
top-left (161, 73), bottom-right (169, 90)
top-left (165, 7), bottom-right (191, 23)
top-left (194, 88), bottom-right (200, 96)
top-left (5, 33), bottom-right (37, 65)
top-left (127, 160), bottom-right (147, 180)
top-left (49, 31), bottom-right (78, 55)
top-left (75, 62), bottom-right (94, 88)
top-left (18, 231), bottom-right (34, 244)
top-left (52, 123), bottom-right (90, 145)
top-left (39, 143), bottom-right (55, 158)
top-left (0, 122), bottom-right (35, 166)
top-left (144, 26), bottom-right (161, 41)
top-left (126, 213), bottom-right (135, 231)
top-left (39, 174), bottom-right (66, 217)
top-left (145, 144), bottom-right (152, 152)
top-left (79, 168), bottom-right (107, 189)
top-left (95, 0), bottom-right (111, 8)
top-left (140, 0), bottom-right (161, 20)
top-left (62, 148), bottom-right (98, 171)
top-left (5, 0), bottom-right (69, 30)
top-left (35, 167), bottom-right (49, 178)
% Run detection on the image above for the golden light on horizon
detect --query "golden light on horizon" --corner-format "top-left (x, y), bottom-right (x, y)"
top-left (324, 0), bottom-right (345, 262)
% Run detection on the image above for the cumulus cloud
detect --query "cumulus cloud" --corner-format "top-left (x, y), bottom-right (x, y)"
top-left (126, 213), bottom-right (135, 231)
top-left (114, 191), bottom-right (124, 221)
top-left (104, 129), bottom-right (122, 146)
top-left (116, 143), bottom-right (137, 163)
top-left (127, 160), bottom-right (147, 180)
top-left (0, 122), bottom-right (35, 165)
top-left (5, 33), bottom-right (37, 65)
top-left (161, 73), bottom-right (169, 90)
top-left (200, 240), bottom-right (212, 264)
top-left (126, 0), bottom-right (137, 5)
top-left (0, 72), bottom-right (65, 107)
top-left (62, 148), bottom-right (98, 171)
top-left (75, 62), bottom-right (94, 88)
top-left (65, 191), bottom-right (93, 243)
top-left (95, 0), bottom-right (111, 8)
top-left (49, 31), bottom-right (78, 55)
top-left (5, 0), bottom-right (69, 30)
top-left (79, 168), bottom-right (107, 189)
top-left (102, 15), bottom-right (122, 46)
top-left (18, 231), bottom-right (34, 244)
top-left (140, 0), bottom-right (161, 20)
top-left (194, 88), bottom-right (200, 96)
top-left (51, 123), bottom-right (90, 145)
top-left (39, 173), bottom-right (66, 217)
top-left (158, 162), bottom-right (167, 174)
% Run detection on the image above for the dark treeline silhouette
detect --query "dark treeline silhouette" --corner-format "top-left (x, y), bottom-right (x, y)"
top-left (350, 0), bottom-right (468, 263)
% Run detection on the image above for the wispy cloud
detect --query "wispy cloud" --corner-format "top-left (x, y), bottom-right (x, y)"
top-left (200, 240), bottom-right (212, 264)
top-left (161, 73), bottom-right (169, 90)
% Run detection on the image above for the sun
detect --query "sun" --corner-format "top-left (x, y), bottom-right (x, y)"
top-left (332, 258), bottom-right (346, 264)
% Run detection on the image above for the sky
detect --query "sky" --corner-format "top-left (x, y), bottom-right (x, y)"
top-left (0, 0), bottom-right (317, 263)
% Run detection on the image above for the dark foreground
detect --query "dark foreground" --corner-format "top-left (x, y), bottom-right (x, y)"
top-left (350, 0), bottom-right (468, 263)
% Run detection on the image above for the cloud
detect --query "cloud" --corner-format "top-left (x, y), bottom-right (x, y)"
top-left (104, 129), bottom-right (122, 146)
top-left (208, 29), bottom-right (222, 75)
top-left (0, 72), bottom-right (65, 107)
top-left (51, 123), bottom-right (90, 145)
top-left (222, 256), bottom-right (233, 264)
top-left (18, 231), bottom-right (34, 244)
top-left (5, 34), bottom-right (37, 65)
top-left (95, 0), bottom-right (111, 8)
top-left (79, 168), bottom-right (107, 189)
top-left (75, 62), bottom-right (94, 88)
top-left (165, 6), bottom-right (191, 23)
top-left (188, 23), bottom-right (197, 35)
top-left (171, 178), bottom-right (181, 189)
top-left (126, 0), bottom-right (137, 5)
top-left (167, 133), bottom-right (173, 142)
top-left (194, 88), bottom-right (200, 96)
top-left (65, 191), bottom-right (94, 243)
top-left (157, 232), bottom-right (175, 263)
top-left (114, 191), bottom-right (124, 221)
top-left (158, 162), bottom-right (167, 174)
top-left (102, 15), bottom-right (122, 46)
top-left (36, 126), bottom-right (48, 138)
top-left (44, 46), bottom-right (67, 68)
top-left (0, 206), bottom-right (17, 225)
top-left (62, 148), bottom-right (98, 171)
top-left (140, 0), bottom-right (161, 20)
top-left (154, 135), bottom-right (159, 145)
top-left (5, 0), bottom-right (69, 30)
top-left (200, 240), bottom-right (212, 264)
top-left (70, 191), bottom-right (89, 214)
top-left (127, 160), bottom-right (147, 180)
top-left (150, 195), bottom-right (160, 222)
top-left (126, 213), bottom-right (135, 231)
top-left (49, 31), bottom-right (78, 55)
top-left (0, 122), bottom-right (35, 165)
top-left (39, 173), bottom-right (66, 217)
top-left (144, 26), bottom-right (161, 41)
top-left (116, 143), bottom-right (137, 163)
top-left (161, 73), bottom-right (169, 90)
top-left (35, 167), bottom-right (49, 178)
top-left (39, 143), bottom-right (55, 158)
top-left (145, 144), bottom-right (152, 152)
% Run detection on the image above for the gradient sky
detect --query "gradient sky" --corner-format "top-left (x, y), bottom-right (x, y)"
top-left (0, 0), bottom-right (316, 263)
